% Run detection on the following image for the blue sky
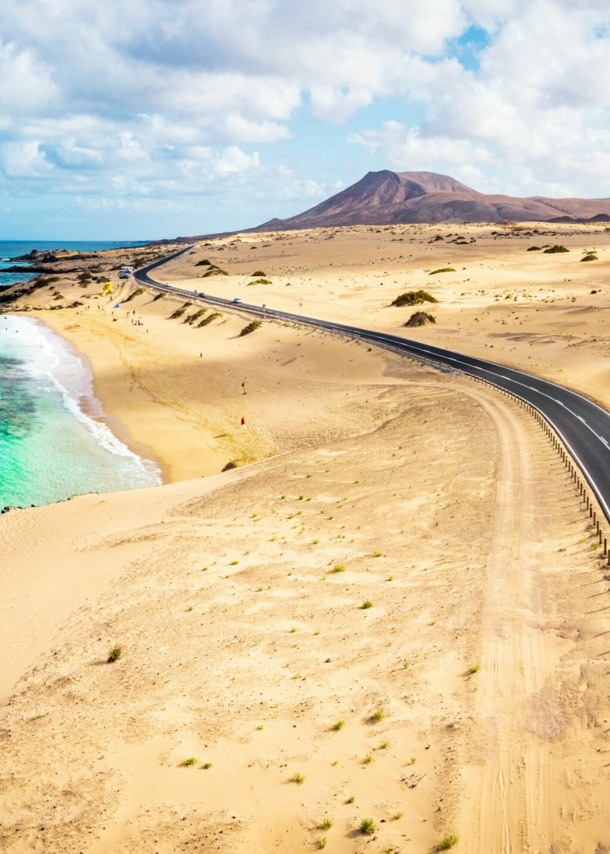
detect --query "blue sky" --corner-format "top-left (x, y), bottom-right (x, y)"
top-left (1, 0), bottom-right (610, 240)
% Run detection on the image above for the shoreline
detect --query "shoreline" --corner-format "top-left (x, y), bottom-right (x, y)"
top-left (3, 223), bottom-right (610, 851)
top-left (35, 312), bottom-right (168, 486)
top-left (0, 314), bottom-right (162, 509)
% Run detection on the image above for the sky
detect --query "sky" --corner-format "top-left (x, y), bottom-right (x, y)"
top-left (2, 0), bottom-right (610, 241)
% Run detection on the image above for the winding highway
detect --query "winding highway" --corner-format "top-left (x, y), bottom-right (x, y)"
top-left (135, 246), bottom-right (610, 524)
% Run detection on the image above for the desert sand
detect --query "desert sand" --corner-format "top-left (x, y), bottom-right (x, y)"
top-left (2, 222), bottom-right (610, 852)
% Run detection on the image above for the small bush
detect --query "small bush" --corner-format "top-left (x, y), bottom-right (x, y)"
top-left (181, 757), bottom-right (197, 767)
top-left (239, 320), bottom-right (262, 337)
top-left (248, 278), bottom-right (272, 286)
top-left (152, 292), bottom-right (165, 301)
top-left (543, 245), bottom-right (569, 254)
top-left (319, 817), bottom-right (333, 830)
top-left (185, 308), bottom-right (207, 324)
top-left (107, 646), bottom-right (122, 663)
top-left (170, 302), bottom-right (192, 319)
top-left (405, 311), bottom-right (436, 327)
top-left (124, 287), bottom-right (145, 303)
top-left (290, 772), bottom-right (305, 784)
top-left (332, 720), bottom-right (345, 731)
top-left (429, 267), bottom-right (455, 275)
top-left (330, 564), bottom-right (346, 573)
top-left (370, 707), bottom-right (385, 722)
top-left (252, 270), bottom-right (267, 276)
top-left (391, 290), bottom-right (437, 307)
top-left (360, 600), bottom-right (373, 610)
top-left (222, 460), bottom-right (238, 472)
top-left (437, 834), bottom-right (458, 850)
top-left (581, 252), bottom-right (598, 262)
top-left (195, 259), bottom-right (212, 266)
top-left (527, 245), bottom-right (541, 251)
top-left (197, 312), bottom-right (221, 327)
top-left (202, 266), bottom-right (228, 277)
top-left (359, 818), bottom-right (376, 835)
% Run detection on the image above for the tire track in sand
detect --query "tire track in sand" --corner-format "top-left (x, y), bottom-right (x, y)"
top-left (459, 389), bottom-right (570, 853)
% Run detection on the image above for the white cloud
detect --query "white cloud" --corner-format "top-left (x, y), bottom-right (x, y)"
top-left (280, 178), bottom-right (328, 201)
top-left (0, 41), bottom-right (58, 116)
top-left (1, 140), bottom-right (54, 177)
top-left (1, 0), bottom-right (610, 236)
top-left (212, 146), bottom-right (261, 175)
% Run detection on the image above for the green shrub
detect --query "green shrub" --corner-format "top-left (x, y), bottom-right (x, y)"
top-left (581, 252), bottom-right (598, 262)
top-left (124, 287), bottom-right (145, 303)
top-left (527, 245), bottom-right (541, 251)
top-left (252, 270), bottom-right (267, 276)
top-left (391, 290), bottom-right (438, 307)
top-left (429, 267), bottom-right (455, 275)
top-left (405, 311), bottom-right (436, 327)
top-left (195, 259), bottom-right (212, 266)
top-left (239, 320), bottom-right (262, 336)
top-left (197, 312), bottom-right (222, 327)
top-left (359, 818), bottom-right (376, 835)
top-left (152, 291), bottom-right (165, 301)
top-left (437, 834), bottom-right (458, 850)
top-left (170, 301), bottom-right (192, 319)
top-left (248, 278), bottom-right (272, 286)
top-left (107, 646), bottom-right (122, 663)
top-left (543, 245), bottom-right (569, 254)
top-left (185, 308), bottom-right (207, 324)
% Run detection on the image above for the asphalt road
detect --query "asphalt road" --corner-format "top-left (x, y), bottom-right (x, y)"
top-left (135, 248), bottom-right (610, 524)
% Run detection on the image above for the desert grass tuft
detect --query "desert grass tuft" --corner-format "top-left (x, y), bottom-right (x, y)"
top-left (437, 834), bottom-right (458, 850)
top-left (359, 818), bottom-right (376, 835)
top-left (107, 646), bottom-right (122, 663)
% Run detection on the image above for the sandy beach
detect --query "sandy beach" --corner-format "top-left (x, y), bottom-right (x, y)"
top-left (2, 222), bottom-right (610, 852)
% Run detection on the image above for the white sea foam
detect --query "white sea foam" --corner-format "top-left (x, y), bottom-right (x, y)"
top-left (0, 315), bottom-right (161, 505)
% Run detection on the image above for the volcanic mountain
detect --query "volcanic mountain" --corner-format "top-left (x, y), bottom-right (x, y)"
top-left (258, 170), bottom-right (610, 229)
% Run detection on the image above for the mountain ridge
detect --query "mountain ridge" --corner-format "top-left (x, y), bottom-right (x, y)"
top-left (256, 170), bottom-right (610, 230)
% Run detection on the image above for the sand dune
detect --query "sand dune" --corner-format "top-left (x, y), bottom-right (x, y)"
top-left (2, 222), bottom-right (610, 852)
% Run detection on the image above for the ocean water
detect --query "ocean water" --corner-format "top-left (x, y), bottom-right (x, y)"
top-left (0, 239), bottom-right (147, 288)
top-left (0, 314), bottom-right (161, 508)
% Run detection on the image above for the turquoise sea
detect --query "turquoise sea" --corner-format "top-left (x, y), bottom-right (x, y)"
top-left (0, 241), bottom-right (162, 507)
top-left (0, 239), bottom-right (146, 288)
